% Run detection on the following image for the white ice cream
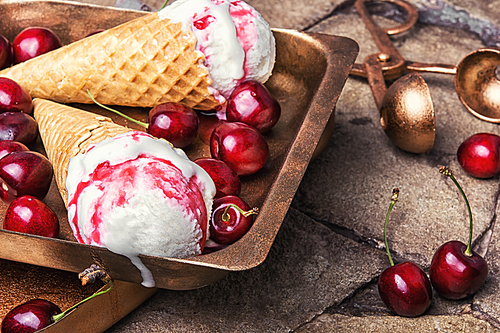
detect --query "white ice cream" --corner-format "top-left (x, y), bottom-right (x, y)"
top-left (159, 0), bottom-right (276, 101)
top-left (66, 131), bottom-right (216, 287)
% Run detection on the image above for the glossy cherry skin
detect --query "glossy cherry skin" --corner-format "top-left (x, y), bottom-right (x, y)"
top-left (12, 27), bottom-right (62, 64)
top-left (0, 34), bottom-right (13, 70)
top-left (4, 195), bottom-right (59, 238)
top-left (210, 122), bottom-right (269, 176)
top-left (457, 133), bottom-right (500, 179)
top-left (227, 80), bottom-right (281, 133)
top-left (0, 151), bottom-right (53, 203)
top-left (429, 240), bottom-right (488, 300)
top-left (0, 112), bottom-right (38, 145)
top-left (195, 158), bottom-right (241, 198)
top-left (0, 140), bottom-right (29, 160)
top-left (210, 195), bottom-right (254, 245)
top-left (0, 78), bottom-right (33, 115)
top-left (1, 299), bottom-right (61, 333)
top-left (148, 103), bottom-right (199, 148)
top-left (378, 262), bottom-right (432, 317)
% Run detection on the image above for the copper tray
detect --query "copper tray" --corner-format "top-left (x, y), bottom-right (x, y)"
top-left (0, 1), bottom-right (359, 290)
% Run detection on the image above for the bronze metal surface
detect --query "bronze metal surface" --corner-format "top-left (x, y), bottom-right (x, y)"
top-left (0, 1), bottom-right (359, 290)
top-left (0, 259), bottom-right (157, 333)
top-left (455, 48), bottom-right (500, 123)
top-left (356, 0), bottom-right (435, 154)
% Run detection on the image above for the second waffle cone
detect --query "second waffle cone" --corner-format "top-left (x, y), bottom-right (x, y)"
top-left (33, 98), bottom-right (132, 206)
top-left (1, 13), bottom-right (220, 111)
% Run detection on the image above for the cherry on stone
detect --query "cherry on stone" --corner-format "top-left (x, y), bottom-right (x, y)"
top-left (0, 112), bottom-right (38, 145)
top-left (1, 299), bottom-right (61, 333)
top-left (0, 34), bottom-right (13, 70)
top-left (226, 80), bottom-right (281, 133)
top-left (0, 77), bottom-right (33, 115)
top-left (457, 133), bottom-right (500, 179)
top-left (88, 92), bottom-right (199, 148)
top-left (0, 150), bottom-right (53, 203)
top-left (195, 158), bottom-right (241, 198)
top-left (210, 195), bottom-right (258, 245)
top-left (12, 27), bottom-right (62, 64)
top-left (210, 121), bottom-right (269, 176)
top-left (0, 140), bottom-right (29, 160)
top-left (377, 188), bottom-right (432, 317)
top-left (4, 195), bottom-right (59, 238)
top-left (429, 167), bottom-right (488, 300)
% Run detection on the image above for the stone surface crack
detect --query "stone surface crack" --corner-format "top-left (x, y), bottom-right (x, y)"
top-left (464, 304), bottom-right (500, 330)
top-left (473, 183), bottom-right (500, 257)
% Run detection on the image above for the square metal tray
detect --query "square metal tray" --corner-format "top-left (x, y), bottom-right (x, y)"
top-left (0, 0), bottom-right (359, 290)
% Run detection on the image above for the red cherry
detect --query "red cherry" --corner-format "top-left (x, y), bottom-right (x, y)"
top-left (198, 113), bottom-right (225, 145)
top-left (378, 189), bottom-right (432, 317)
top-left (457, 133), bottom-right (500, 179)
top-left (0, 112), bottom-right (38, 145)
top-left (429, 167), bottom-right (489, 299)
top-left (378, 262), bottom-right (432, 317)
top-left (195, 158), bottom-right (241, 198)
top-left (226, 80), bottom-right (281, 133)
top-left (1, 299), bottom-right (61, 333)
top-left (0, 150), bottom-right (53, 203)
top-left (0, 140), bottom-right (29, 160)
top-left (0, 34), bottom-right (13, 70)
top-left (210, 122), bottom-right (269, 176)
top-left (0, 78), bottom-right (33, 115)
top-left (12, 27), bottom-right (62, 64)
top-left (429, 240), bottom-right (488, 299)
top-left (4, 195), bottom-right (59, 238)
top-left (148, 103), bottom-right (199, 148)
top-left (210, 195), bottom-right (258, 245)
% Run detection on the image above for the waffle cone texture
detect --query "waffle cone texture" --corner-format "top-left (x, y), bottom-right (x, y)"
top-left (0, 13), bottom-right (220, 111)
top-left (33, 98), bottom-right (132, 206)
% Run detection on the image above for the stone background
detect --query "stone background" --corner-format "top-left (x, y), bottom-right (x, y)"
top-left (72, 0), bottom-right (500, 331)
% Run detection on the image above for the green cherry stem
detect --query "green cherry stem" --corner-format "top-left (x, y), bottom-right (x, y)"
top-left (87, 90), bottom-right (148, 129)
top-left (222, 204), bottom-right (259, 223)
top-left (51, 281), bottom-right (114, 322)
top-left (439, 166), bottom-right (474, 257)
top-left (159, 0), bottom-right (169, 10)
top-left (384, 188), bottom-right (399, 267)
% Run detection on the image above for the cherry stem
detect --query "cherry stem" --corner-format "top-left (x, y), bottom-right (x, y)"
top-left (384, 188), bottom-right (399, 267)
top-left (159, 0), bottom-right (169, 10)
top-left (87, 90), bottom-right (148, 129)
top-left (439, 166), bottom-right (473, 256)
top-left (222, 204), bottom-right (259, 222)
top-left (51, 280), bottom-right (114, 323)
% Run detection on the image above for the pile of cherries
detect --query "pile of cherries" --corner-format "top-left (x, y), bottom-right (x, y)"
top-left (93, 77), bottom-right (281, 251)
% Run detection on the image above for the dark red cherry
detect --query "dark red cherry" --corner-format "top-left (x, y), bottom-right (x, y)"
top-left (4, 195), bottom-right (59, 238)
top-left (12, 27), bottom-right (62, 64)
top-left (0, 140), bottom-right (29, 160)
top-left (210, 195), bottom-right (258, 245)
top-left (210, 122), bottom-right (269, 176)
top-left (457, 133), bottom-right (500, 179)
top-left (429, 240), bottom-right (488, 300)
top-left (0, 78), bottom-right (33, 115)
top-left (147, 103), bottom-right (199, 148)
top-left (195, 158), bottom-right (241, 198)
top-left (378, 261), bottom-right (432, 317)
top-left (0, 34), bottom-right (13, 70)
top-left (1, 299), bottom-right (61, 333)
top-left (198, 113), bottom-right (225, 145)
top-left (226, 80), bottom-right (281, 133)
top-left (0, 112), bottom-right (38, 145)
top-left (0, 151), bottom-right (53, 203)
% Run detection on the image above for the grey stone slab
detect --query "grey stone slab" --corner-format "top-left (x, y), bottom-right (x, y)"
top-left (294, 313), bottom-right (497, 332)
top-left (107, 208), bottom-right (387, 332)
top-left (293, 10), bottom-right (500, 269)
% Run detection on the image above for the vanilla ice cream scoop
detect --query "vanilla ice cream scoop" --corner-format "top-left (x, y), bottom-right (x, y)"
top-left (159, 0), bottom-right (276, 102)
top-left (66, 131), bottom-right (216, 287)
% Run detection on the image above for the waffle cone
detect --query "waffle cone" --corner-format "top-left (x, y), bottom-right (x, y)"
top-left (33, 98), bottom-right (132, 206)
top-left (1, 13), bottom-right (220, 111)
